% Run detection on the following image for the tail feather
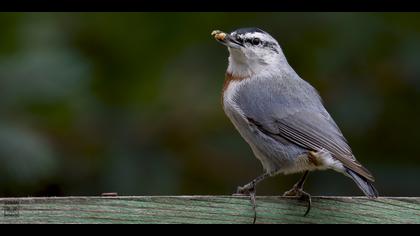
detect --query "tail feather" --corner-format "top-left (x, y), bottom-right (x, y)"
top-left (346, 168), bottom-right (378, 198)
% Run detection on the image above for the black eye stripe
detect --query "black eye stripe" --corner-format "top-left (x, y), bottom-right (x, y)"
top-left (235, 34), bottom-right (279, 54)
top-left (242, 37), bottom-right (261, 45)
top-left (236, 35), bottom-right (243, 43)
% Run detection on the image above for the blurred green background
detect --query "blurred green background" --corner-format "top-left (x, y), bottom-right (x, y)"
top-left (0, 12), bottom-right (419, 197)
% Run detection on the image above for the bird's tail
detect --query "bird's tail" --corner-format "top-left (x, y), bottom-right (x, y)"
top-left (345, 168), bottom-right (379, 198)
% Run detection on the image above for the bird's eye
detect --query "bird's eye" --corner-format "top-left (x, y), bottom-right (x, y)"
top-left (252, 38), bottom-right (261, 45)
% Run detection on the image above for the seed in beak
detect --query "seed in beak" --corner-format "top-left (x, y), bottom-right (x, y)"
top-left (211, 30), bottom-right (226, 41)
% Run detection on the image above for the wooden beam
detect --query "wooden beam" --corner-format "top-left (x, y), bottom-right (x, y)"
top-left (0, 196), bottom-right (419, 224)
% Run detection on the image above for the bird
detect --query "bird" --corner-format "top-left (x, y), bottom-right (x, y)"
top-left (211, 28), bottom-right (378, 223)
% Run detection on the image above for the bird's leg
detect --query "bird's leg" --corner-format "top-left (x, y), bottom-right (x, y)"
top-left (235, 173), bottom-right (269, 195)
top-left (234, 173), bottom-right (270, 224)
top-left (283, 170), bottom-right (312, 216)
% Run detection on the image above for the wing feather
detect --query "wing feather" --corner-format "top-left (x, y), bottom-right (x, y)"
top-left (249, 111), bottom-right (374, 182)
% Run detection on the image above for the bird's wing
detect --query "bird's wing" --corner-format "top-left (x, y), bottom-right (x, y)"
top-left (235, 78), bottom-right (375, 182)
top-left (247, 111), bottom-right (374, 182)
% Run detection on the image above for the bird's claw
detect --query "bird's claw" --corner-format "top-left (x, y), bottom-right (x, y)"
top-left (233, 184), bottom-right (258, 224)
top-left (283, 187), bottom-right (312, 217)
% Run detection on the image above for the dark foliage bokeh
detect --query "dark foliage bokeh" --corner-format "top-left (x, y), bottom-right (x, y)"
top-left (0, 13), bottom-right (419, 197)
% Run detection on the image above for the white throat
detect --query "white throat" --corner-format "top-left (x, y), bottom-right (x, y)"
top-left (227, 48), bottom-right (290, 78)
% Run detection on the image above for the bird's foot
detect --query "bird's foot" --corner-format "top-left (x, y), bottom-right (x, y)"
top-left (233, 183), bottom-right (257, 224)
top-left (231, 174), bottom-right (270, 224)
top-left (283, 187), bottom-right (312, 217)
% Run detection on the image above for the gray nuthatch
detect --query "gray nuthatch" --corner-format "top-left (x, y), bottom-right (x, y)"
top-left (212, 28), bottom-right (378, 223)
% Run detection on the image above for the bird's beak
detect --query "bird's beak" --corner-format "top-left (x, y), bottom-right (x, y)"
top-left (211, 30), bottom-right (243, 49)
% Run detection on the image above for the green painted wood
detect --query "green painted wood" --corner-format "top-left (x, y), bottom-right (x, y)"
top-left (0, 196), bottom-right (419, 224)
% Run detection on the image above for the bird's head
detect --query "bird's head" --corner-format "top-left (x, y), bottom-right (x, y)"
top-left (212, 28), bottom-right (286, 77)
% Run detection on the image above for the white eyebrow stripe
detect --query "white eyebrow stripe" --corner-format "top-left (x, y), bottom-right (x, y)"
top-left (243, 32), bottom-right (267, 39)
top-left (240, 32), bottom-right (275, 44)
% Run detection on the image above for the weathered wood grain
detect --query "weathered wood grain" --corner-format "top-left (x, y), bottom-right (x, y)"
top-left (0, 196), bottom-right (419, 224)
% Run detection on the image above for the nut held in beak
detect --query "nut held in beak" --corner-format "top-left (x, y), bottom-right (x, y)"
top-left (211, 30), bottom-right (226, 41)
